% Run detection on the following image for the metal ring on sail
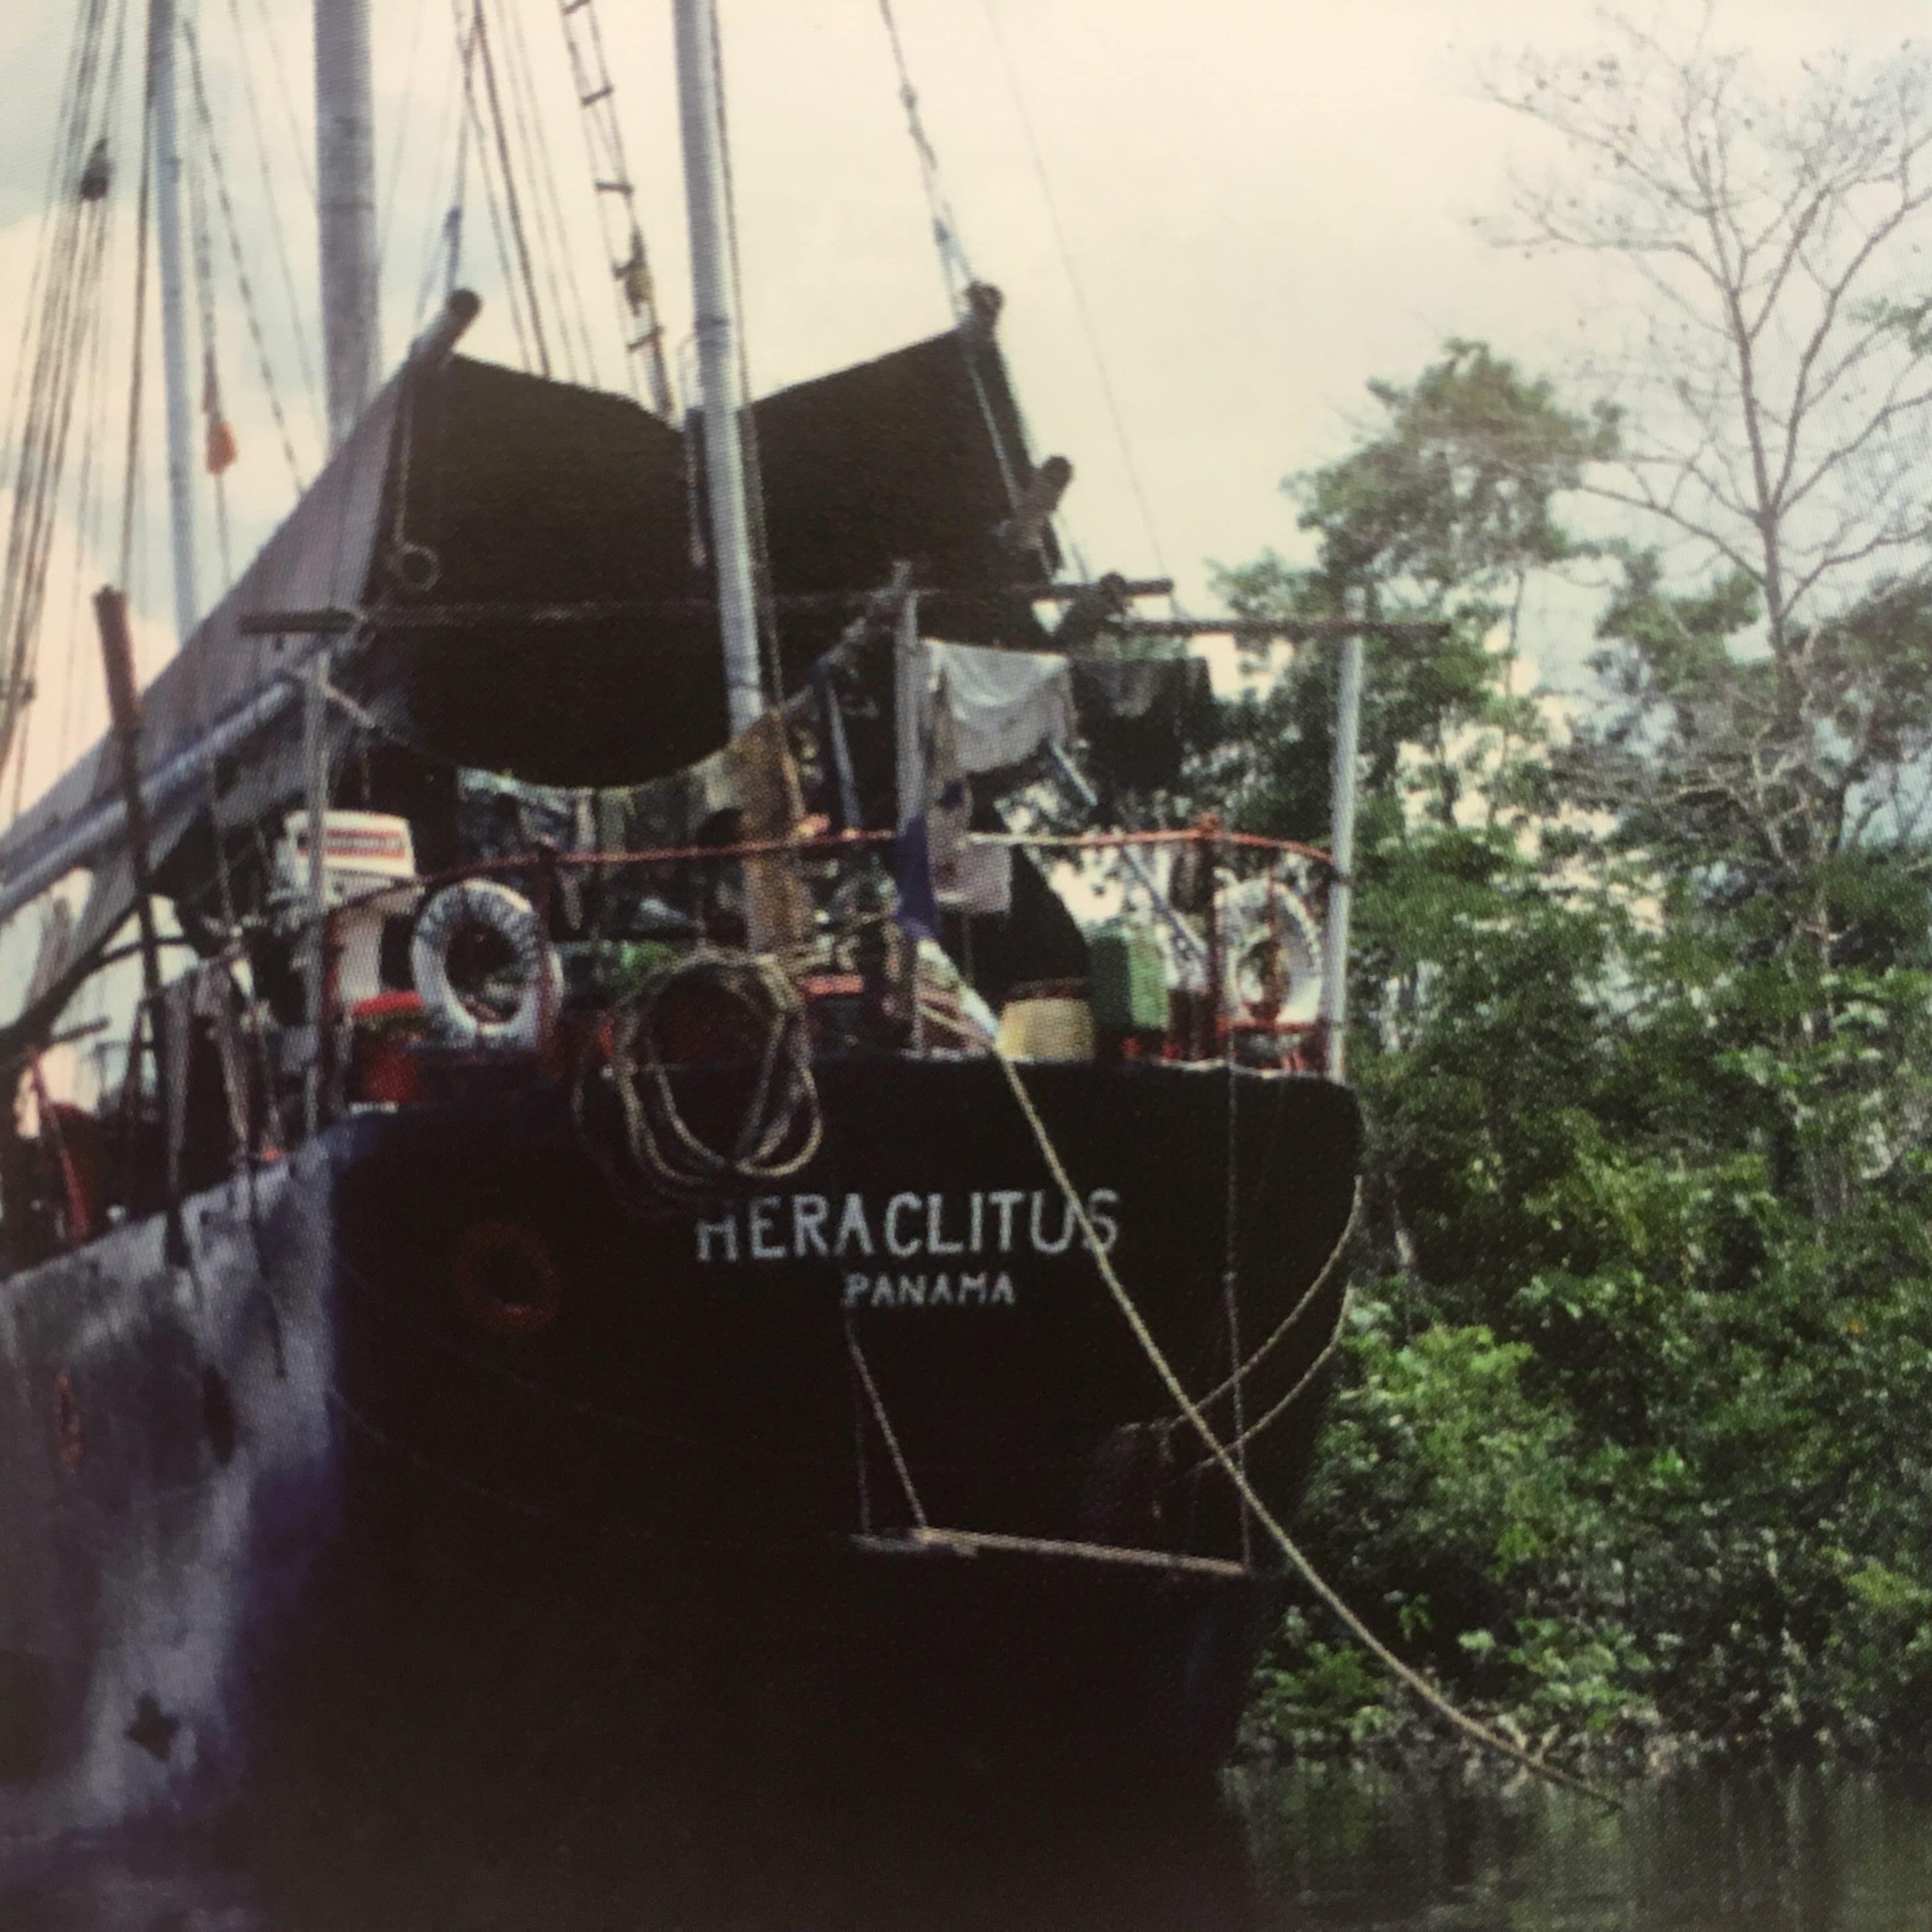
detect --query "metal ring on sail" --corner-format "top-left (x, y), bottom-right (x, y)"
top-left (411, 879), bottom-right (560, 1054)
top-left (1218, 875), bottom-right (1324, 1027)
top-left (388, 539), bottom-right (442, 592)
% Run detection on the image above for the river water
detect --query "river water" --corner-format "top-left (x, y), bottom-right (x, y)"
top-left (6, 1765), bottom-right (1932, 1930)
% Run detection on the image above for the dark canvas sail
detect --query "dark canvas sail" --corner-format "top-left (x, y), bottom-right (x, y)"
top-left (380, 325), bottom-right (1052, 784)
top-left (0, 311), bottom-right (1050, 1024)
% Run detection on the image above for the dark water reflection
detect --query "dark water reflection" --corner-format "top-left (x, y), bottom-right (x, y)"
top-left (8, 1766), bottom-right (1932, 1930)
top-left (1242, 1763), bottom-right (1932, 1931)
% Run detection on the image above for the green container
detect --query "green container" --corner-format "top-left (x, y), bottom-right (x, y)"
top-left (1088, 921), bottom-right (1169, 1035)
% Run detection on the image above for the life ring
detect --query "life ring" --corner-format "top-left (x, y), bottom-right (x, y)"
top-left (1219, 875), bottom-right (1324, 1026)
top-left (453, 1219), bottom-right (563, 1336)
top-left (411, 879), bottom-right (561, 1053)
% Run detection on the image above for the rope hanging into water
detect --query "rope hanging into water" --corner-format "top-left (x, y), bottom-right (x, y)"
top-left (992, 1044), bottom-right (1620, 1809)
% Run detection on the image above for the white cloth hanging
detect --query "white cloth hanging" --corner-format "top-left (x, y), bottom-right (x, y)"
top-left (926, 641), bottom-right (1073, 777)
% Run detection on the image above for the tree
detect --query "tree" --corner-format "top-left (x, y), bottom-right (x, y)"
top-left (1206, 340), bottom-right (1609, 839)
top-left (1483, 19), bottom-right (1932, 937)
top-left (1220, 337), bottom-right (1932, 1766)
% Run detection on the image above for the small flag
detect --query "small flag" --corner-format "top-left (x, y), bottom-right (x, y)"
top-left (206, 415), bottom-right (237, 476)
top-left (893, 814), bottom-right (939, 942)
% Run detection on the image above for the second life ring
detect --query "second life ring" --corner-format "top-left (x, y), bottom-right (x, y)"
top-left (411, 879), bottom-right (561, 1054)
top-left (453, 1219), bottom-right (564, 1337)
top-left (1219, 875), bottom-right (1324, 1026)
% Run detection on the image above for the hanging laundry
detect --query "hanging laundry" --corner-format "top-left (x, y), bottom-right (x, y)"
top-left (926, 641), bottom-right (1072, 777)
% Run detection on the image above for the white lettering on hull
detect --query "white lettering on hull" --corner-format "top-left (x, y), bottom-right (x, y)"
top-left (843, 1270), bottom-right (1018, 1309)
top-left (707, 1187), bottom-right (1121, 1307)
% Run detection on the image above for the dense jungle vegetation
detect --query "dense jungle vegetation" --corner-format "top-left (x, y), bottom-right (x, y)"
top-left (1219, 24), bottom-right (1932, 1766)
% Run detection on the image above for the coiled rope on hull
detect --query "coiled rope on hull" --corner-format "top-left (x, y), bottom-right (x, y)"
top-left (590, 950), bottom-right (822, 1199)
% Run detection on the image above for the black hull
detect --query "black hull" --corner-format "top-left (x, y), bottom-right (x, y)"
top-left (0, 1061), bottom-right (1356, 1838)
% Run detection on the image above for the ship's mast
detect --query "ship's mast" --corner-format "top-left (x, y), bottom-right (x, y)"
top-left (315, 0), bottom-right (381, 451)
top-left (1317, 589), bottom-right (1367, 1082)
top-left (672, 0), bottom-right (765, 739)
top-left (152, 0), bottom-right (199, 643)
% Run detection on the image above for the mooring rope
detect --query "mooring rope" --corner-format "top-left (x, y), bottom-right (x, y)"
top-left (1189, 1181), bottom-right (1360, 1424)
top-left (845, 1319), bottom-right (928, 1532)
top-left (992, 1045), bottom-right (1619, 1809)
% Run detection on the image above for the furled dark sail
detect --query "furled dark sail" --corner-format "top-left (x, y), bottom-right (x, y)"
top-left (0, 308), bottom-right (1052, 1030)
top-left (382, 325), bottom-right (1053, 784)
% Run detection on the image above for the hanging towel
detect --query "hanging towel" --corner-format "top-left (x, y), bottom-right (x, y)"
top-left (926, 642), bottom-right (1073, 777)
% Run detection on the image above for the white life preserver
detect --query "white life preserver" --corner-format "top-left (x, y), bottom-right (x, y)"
top-left (411, 879), bottom-right (561, 1053)
top-left (1218, 875), bottom-right (1324, 1026)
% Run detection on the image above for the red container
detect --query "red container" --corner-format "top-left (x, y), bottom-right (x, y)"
top-left (350, 992), bottom-right (427, 1106)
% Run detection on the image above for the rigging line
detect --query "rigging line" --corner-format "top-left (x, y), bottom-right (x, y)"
top-left (407, 5), bottom-right (468, 326)
top-left (846, 1324), bottom-right (928, 1530)
top-left (0, 0), bottom-right (120, 710)
top-left (448, 0), bottom-right (535, 373)
top-left (243, 0), bottom-right (315, 207)
top-left (184, 123), bottom-right (234, 593)
top-left (180, 20), bottom-right (307, 497)
top-left (555, 0), bottom-right (672, 413)
top-left (375, 0), bottom-right (435, 282)
top-left (6, 199), bottom-right (115, 796)
top-left (1220, 1059), bottom-right (1252, 1568)
top-left (0, 0), bottom-right (119, 470)
top-left (470, 1), bottom-right (553, 378)
top-left (876, 0), bottom-right (976, 317)
top-left (489, 0), bottom-right (580, 384)
top-left (58, 292), bottom-right (114, 781)
top-left (117, 0), bottom-right (158, 591)
top-left (219, 0), bottom-right (323, 438)
top-left (977, 0), bottom-right (1173, 588)
top-left (1188, 1185), bottom-right (1360, 1419)
top-left (179, 83), bottom-right (240, 955)
top-left (1210, 1289), bottom-right (1354, 1464)
top-left (411, 8), bottom-right (476, 325)
top-left (863, 5), bottom-right (1027, 522)
top-left (1, 190), bottom-right (110, 776)
top-left (0, 0), bottom-right (105, 503)
top-left (496, 0), bottom-right (600, 388)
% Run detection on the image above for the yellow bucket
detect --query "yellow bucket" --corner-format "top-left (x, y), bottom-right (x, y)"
top-left (996, 997), bottom-right (1095, 1063)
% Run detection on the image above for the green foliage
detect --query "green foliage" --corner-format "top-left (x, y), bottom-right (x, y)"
top-left (1224, 340), bottom-right (1932, 1768)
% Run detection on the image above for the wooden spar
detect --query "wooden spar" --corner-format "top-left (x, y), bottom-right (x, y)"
top-left (1101, 616), bottom-right (1451, 643)
top-left (95, 586), bottom-right (186, 1262)
top-left (93, 590), bottom-right (165, 1011)
top-left (232, 582), bottom-right (1181, 639)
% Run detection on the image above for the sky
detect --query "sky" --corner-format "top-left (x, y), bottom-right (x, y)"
top-left (1, 0), bottom-right (1930, 812)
